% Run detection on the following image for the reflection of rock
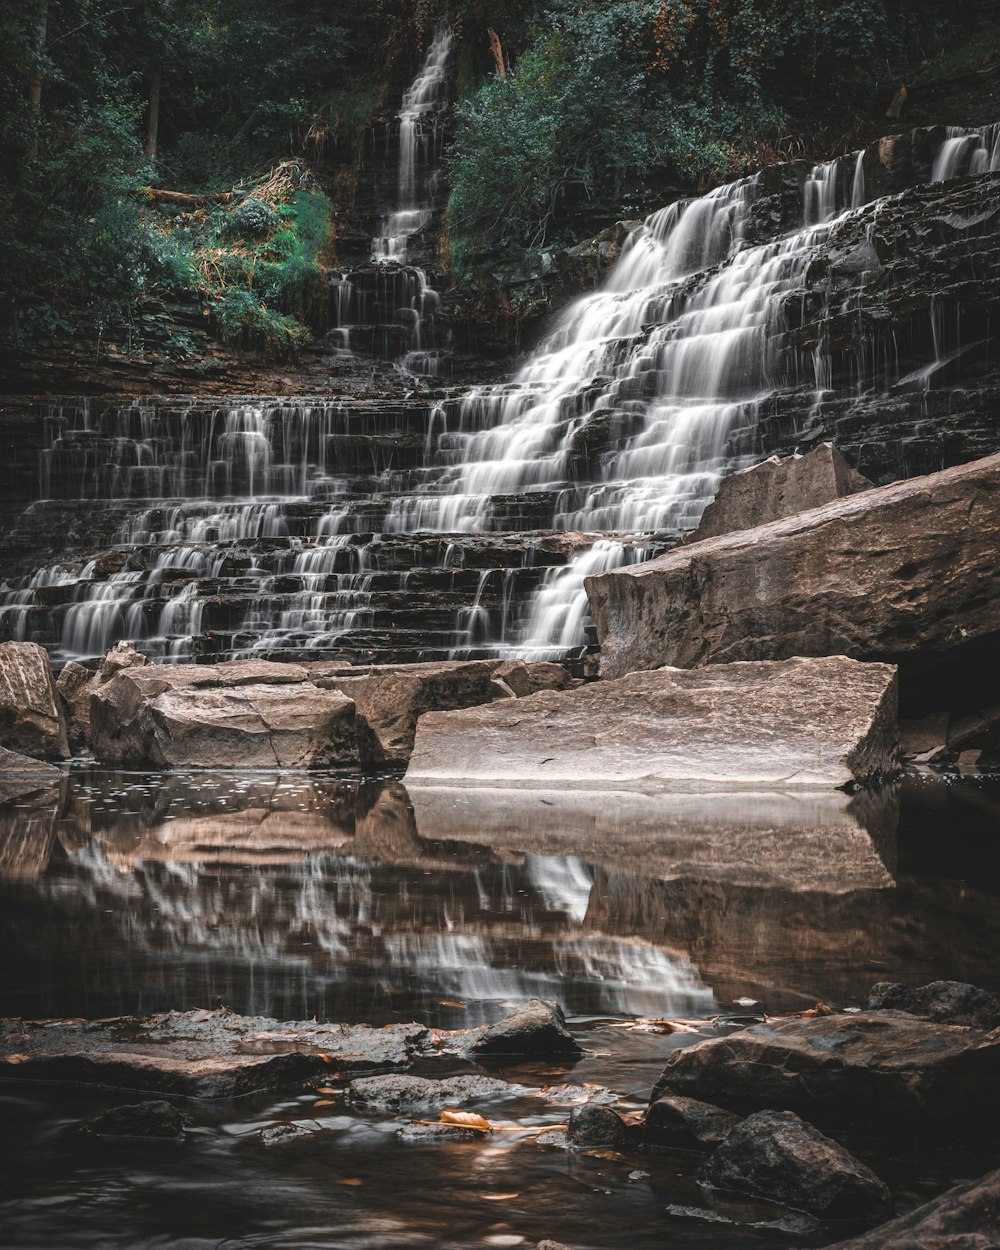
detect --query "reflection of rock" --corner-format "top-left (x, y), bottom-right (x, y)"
top-left (406, 658), bottom-right (898, 791)
top-left (699, 1109), bottom-right (891, 1223)
top-left (0, 783), bottom-right (61, 879)
top-left (0, 745), bottom-right (61, 804)
top-left (0, 641), bottom-right (69, 760)
top-left (653, 1011), bottom-right (1000, 1131)
top-left (406, 786), bottom-right (898, 892)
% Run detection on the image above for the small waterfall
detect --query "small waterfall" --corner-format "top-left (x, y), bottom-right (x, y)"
top-left (931, 123), bottom-right (1000, 181)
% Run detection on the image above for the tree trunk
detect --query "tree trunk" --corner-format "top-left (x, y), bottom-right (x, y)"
top-left (27, 0), bottom-right (48, 157)
top-left (488, 28), bottom-right (506, 78)
top-left (145, 64), bottom-right (162, 161)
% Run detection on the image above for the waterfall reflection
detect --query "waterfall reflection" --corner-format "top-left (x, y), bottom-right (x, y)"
top-left (1, 772), bottom-right (998, 1022)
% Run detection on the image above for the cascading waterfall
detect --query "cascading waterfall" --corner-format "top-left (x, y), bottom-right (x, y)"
top-left (2, 121), bottom-right (998, 666)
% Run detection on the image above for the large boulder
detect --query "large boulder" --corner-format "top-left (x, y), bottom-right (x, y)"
top-left (405, 657), bottom-right (898, 791)
top-left (57, 640), bottom-right (148, 753)
top-left (0, 641), bottom-right (69, 760)
top-left (587, 452), bottom-right (1000, 682)
top-left (692, 443), bottom-right (873, 541)
top-left (699, 1109), bottom-right (891, 1222)
top-left (816, 1167), bottom-right (1000, 1250)
top-left (90, 661), bottom-right (358, 769)
top-left (652, 1010), bottom-right (1000, 1132)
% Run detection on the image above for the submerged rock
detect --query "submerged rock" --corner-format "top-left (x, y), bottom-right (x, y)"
top-left (0, 641), bottom-right (69, 760)
top-left (692, 443), bottom-right (873, 541)
top-left (346, 1073), bottom-right (511, 1113)
top-left (815, 1167), bottom-right (1000, 1249)
top-left (865, 980), bottom-right (1000, 1031)
top-left (83, 1100), bottom-right (187, 1141)
top-left (405, 657), bottom-right (898, 791)
top-left (644, 1094), bottom-right (742, 1151)
top-left (653, 1010), bottom-right (1000, 1131)
top-left (396, 1122), bottom-right (483, 1143)
top-left (588, 452), bottom-right (1000, 684)
top-left (468, 999), bottom-right (582, 1058)
top-left (699, 1109), bottom-right (891, 1223)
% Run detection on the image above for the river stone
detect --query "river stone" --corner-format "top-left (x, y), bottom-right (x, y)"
top-left (90, 663), bottom-right (358, 769)
top-left (865, 980), bottom-right (1000, 1030)
top-left (396, 1122), bottom-right (483, 1143)
top-left (567, 1105), bottom-right (628, 1148)
top-left (346, 1073), bottom-right (511, 1113)
top-left (587, 452), bottom-right (1000, 680)
top-left (644, 1094), bottom-right (742, 1151)
top-left (816, 1167), bottom-right (1000, 1249)
top-left (699, 1109), bottom-right (891, 1222)
top-left (83, 1099), bottom-right (187, 1140)
top-left (405, 657), bottom-right (898, 791)
top-left (469, 999), bottom-right (582, 1057)
top-left (0, 641), bottom-right (69, 760)
top-left (652, 1010), bottom-right (1000, 1131)
top-left (692, 443), bottom-right (873, 541)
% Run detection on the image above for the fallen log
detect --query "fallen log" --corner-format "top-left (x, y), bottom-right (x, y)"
top-left (143, 188), bottom-right (234, 206)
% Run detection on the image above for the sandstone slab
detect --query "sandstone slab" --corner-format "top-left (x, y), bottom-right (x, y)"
top-left (699, 1109), bottom-right (891, 1222)
top-left (405, 658), bottom-right (898, 791)
top-left (587, 452), bottom-right (1000, 680)
top-left (693, 443), bottom-right (872, 541)
top-left (817, 1167), bottom-right (1000, 1250)
top-left (0, 641), bottom-right (69, 760)
top-left (653, 1010), bottom-right (1000, 1130)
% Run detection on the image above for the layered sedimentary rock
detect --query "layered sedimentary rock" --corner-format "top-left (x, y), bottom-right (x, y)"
top-left (405, 657), bottom-right (898, 791)
top-left (588, 452), bottom-right (1000, 686)
top-left (0, 641), bottom-right (69, 760)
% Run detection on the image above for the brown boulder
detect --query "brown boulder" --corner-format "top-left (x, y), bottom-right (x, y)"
top-left (58, 640), bottom-right (151, 755)
top-left (587, 452), bottom-right (1000, 681)
top-left (405, 657), bottom-right (898, 791)
top-left (693, 443), bottom-right (872, 541)
top-left (0, 641), bottom-right (69, 760)
top-left (652, 1010), bottom-right (1000, 1131)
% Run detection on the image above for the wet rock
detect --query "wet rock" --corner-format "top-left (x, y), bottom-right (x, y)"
top-left (865, 980), bottom-right (1000, 1030)
top-left (395, 1122), bottom-right (483, 1143)
top-left (816, 1166), bottom-right (1000, 1249)
top-left (83, 1099), bottom-right (187, 1141)
top-left (0, 746), bottom-right (61, 804)
top-left (259, 1122), bottom-right (321, 1148)
top-left (0, 641), bottom-right (69, 760)
top-left (90, 663), bottom-right (358, 769)
top-left (567, 1105), bottom-right (628, 1148)
top-left (406, 658), bottom-right (898, 791)
top-left (699, 1109), bottom-right (891, 1223)
top-left (536, 1243), bottom-right (576, 1250)
top-left (469, 999), bottom-right (583, 1058)
top-left (653, 1010), bottom-right (1000, 1131)
top-left (346, 1073), bottom-right (510, 1113)
top-left (693, 443), bottom-right (873, 541)
top-left (644, 1094), bottom-right (742, 1151)
top-left (588, 452), bottom-right (1000, 683)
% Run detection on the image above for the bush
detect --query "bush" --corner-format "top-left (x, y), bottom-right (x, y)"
top-left (231, 197), bottom-right (279, 240)
top-left (210, 287), bottom-right (309, 356)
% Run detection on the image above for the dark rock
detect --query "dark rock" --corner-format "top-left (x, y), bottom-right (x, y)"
top-left (395, 1122), bottom-right (483, 1143)
top-left (567, 1105), bottom-right (628, 1149)
top-left (866, 981), bottom-right (1000, 1031)
top-left (83, 1099), bottom-right (187, 1141)
top-left (346, 1073), bottom-right (510, 1113)
top-left (644, 1094), bottom-right (742, 1151)
top-left (0, 641), bottom-right (69, 760)
top-left (693, 443), bottom-right (872, 541)
top-left (588, 453), bottom-right (1000, 684)
top-left (469, 999), bottom-right (582, 1058)
top-left (406, 658), bottom-right (898, 791)
top-left (653, 1010), bottom-right (1000, 1132)
top-left (816, 1166), bottom-right (1000, 1249)
top-left (259, 1122), bottom-right (320, 1148)
top-left (699, 1109), bottom-right (891, 1222)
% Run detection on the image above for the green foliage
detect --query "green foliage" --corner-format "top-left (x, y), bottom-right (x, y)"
top-left (210, 288), bottom-right (309, 357)
top-left (231, 197), bottom-right (278, 240)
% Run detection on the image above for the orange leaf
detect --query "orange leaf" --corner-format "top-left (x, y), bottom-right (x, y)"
top-left (314, 1087), bottom-right (339, 1096)
top-left (438, 999), bottom-right (467, 1009)
top-left (335, 1178), bottom-right (364, 1187)
top-left (4, 1053), bottom-right (29, 1064)
top-left (314, 1099), bottom-right (335, 1107)
top-left (482, 1192), bottom-right (519, 1200)
top-left (439, 1109), bottom-right (491, 1132)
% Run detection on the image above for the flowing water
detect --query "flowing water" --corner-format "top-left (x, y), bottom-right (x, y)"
top-left (1, 768), bottom-right (999, 1248)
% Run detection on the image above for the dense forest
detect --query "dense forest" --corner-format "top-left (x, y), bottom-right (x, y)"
top-left (0, 0), bottom-right (980, 359)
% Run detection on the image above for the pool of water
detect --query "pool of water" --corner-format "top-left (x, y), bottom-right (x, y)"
top-left (1, 768), bottom-right (998, 1249)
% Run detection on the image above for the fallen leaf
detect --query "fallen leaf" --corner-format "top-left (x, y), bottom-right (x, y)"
top-left (482, 1192), bottom-right (519, 1200)
top-left (93, 1017), bottom-right (126, 1025)
top-left (335, 1178), bottom-right (363, 1187)
top-left (314, 1087), bottom-right (339, 1096)
top-left (3, 1053), bottom-right (30, 1064)
top-left (314, 1099), bottom-right (335, 1107)
top-left (438, 999), bottom-right (467, 1009)
top-left (439, 1109), bottom-right (492, 1133)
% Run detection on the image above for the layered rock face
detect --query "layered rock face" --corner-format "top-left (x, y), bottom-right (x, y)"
top-left (588, 452), bottom-right (1000, 704)
top-left (405, 656), bottom-right (898, 791)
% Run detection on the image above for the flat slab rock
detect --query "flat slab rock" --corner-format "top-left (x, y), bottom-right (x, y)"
top-left (0, 1009), bottom-right (431, 1097)
top-left (653, 1010), bottom-right (1000, 1131)
top-left (817, 1166), bottom-right (1000, 1250)
top-left (588, 451), bottom-right (1000, 679)
top-left (405, 657), bottom-right (898, 791)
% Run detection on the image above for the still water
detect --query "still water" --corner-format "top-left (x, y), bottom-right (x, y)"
top-left (1, 768), bottom-right (998, 1249)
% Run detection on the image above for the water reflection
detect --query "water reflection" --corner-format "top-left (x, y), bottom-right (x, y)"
top-left (1, 770), bottom-right (998, 1024)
